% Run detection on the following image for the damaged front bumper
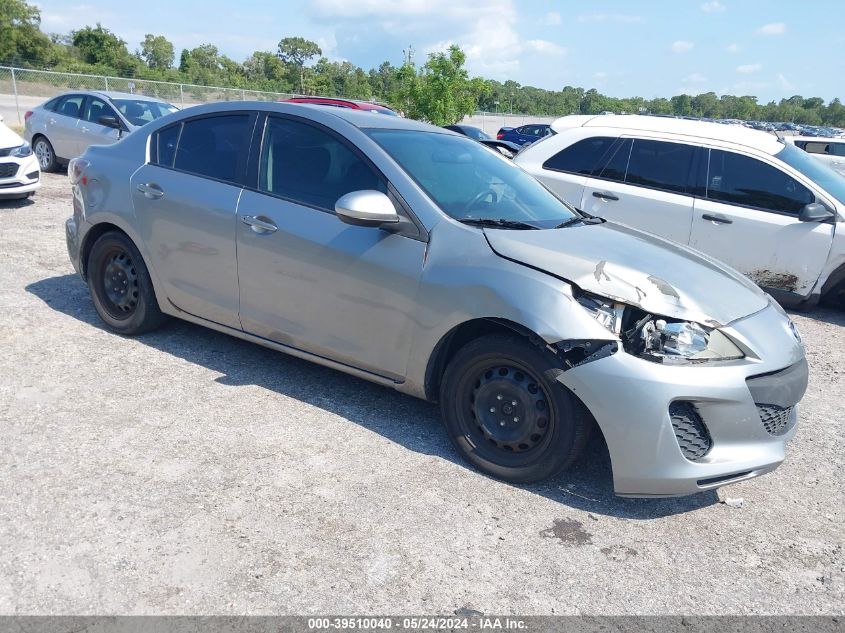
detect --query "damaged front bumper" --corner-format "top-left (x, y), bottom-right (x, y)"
top-left (556, 303), bottom-right (807, 497)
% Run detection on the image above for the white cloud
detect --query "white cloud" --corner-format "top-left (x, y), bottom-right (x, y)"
top-left (545, 11), bottom-right (562, 25)
top-left (736, 63), bottom-right (762, 74)
top-left (757, 22), bottom-right (786, 36)
top-left (671, 40), bottom-right (694, 53)
top-left (576, 13), bottom-right (645, 24)
top-left (700, 1), bottom-right (726, 12)
top-left (525, 39), bottom-right (567, 56)
top-left (726, 43), bottom-right (740, 53)
top-left (777, 73), bottom-right (795, 91)
top-left (683, 72), bottom-right (707, 83)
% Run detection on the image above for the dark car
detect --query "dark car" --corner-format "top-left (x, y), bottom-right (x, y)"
top-left (443, 124), bottom-right (521, 158)
top-left (497, 123), bottom-right (554, 146)
top-left (282, 97), bottom-right (399, 116)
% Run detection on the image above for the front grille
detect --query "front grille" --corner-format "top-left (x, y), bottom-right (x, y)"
top-left (669, 401), bottom-right (712, 461)
top-left (0, 163), bottom-right (19, 178)
top-left (756, 404), bottom-right (795, 436)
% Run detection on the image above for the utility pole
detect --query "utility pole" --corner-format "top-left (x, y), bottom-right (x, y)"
top-left (403, 44), bottom-right (414, 66)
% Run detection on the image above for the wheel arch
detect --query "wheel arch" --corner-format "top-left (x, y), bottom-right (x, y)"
top-left (820, 261), bottom-right (845, 301)
top-left (79, 222), bottom-right (129, 281)
top-left (423, 317), bottom-right (550, 402)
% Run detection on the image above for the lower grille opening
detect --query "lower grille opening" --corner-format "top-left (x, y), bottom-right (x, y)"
top-left (669, 401), bottom-right (712, 461)
top-left (25, 171), bottom-right (39, 180)
top-left (756, 403), bottom-right (795, 436)
top-left (697, 471), bottom-right (753, 487)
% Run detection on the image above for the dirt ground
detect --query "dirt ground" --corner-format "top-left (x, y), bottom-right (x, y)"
top-left (0, 173), bottom-right (842, 615)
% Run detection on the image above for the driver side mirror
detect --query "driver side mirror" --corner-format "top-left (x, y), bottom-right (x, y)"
top-left (335, 190), bottom-right (399, 228)
top-left (97, 115), bottom-right (123, 137)
top-left (798, 202), bottom-right (834, 223)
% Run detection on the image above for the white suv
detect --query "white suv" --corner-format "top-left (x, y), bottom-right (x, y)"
top-left (785, 136), bottom-right (845, 176)
top-left (515, 115), bottom-right (845, 307)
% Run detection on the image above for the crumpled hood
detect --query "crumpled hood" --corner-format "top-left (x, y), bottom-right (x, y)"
top-left (485, 221), bottom-right (769, 326)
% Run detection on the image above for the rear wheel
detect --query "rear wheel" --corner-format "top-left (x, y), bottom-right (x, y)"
top-left (33, 136), bottom-right (57, 173)
top-left (439, 334), bottom-right (590, 483)
top-left (87, 231), bottom-right (166, 335)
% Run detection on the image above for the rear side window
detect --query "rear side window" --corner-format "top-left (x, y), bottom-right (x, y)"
top-left (804, 142), bottom-right (830, 155)
top-left (173, 114), bottom-right (252, 183)
top-left (259, 116), bottom-right (386, 211)
top-left (55, 95), bottom-right (84, 119)
top-left (707, 149), bottom-right (813, 214)
top-left (625, 139), bottom-right (695, 194)
top-left (597, 138), bottom-right (632, 182)
top-left (543, 137), bottom-right (616, 175)
top-left (153, 124), bottom-right (180, 167)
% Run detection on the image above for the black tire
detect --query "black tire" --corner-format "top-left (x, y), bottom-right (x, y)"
top-left (87, 231), bottom-right (167, 335)
top-left (33, 136), bottom-right (58, 173)
top-left (439, 334), bottom-right (591, 484)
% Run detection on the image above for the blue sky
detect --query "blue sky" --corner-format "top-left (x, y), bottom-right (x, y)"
top-left (34, 0), bottom-right (845, 102)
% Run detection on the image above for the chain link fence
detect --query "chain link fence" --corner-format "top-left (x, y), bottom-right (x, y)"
top-left (0, 66), bottom-right (299, 124)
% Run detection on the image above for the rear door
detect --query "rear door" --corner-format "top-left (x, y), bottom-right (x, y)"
top-left (689, 148), bottom-right (833, 297)
top-left (580, 137), bottom-right (698, 243)
top-left (49, 94), bottom-right (85, 159)
top-left (235, 114), bottom-right (425, 379)
top-left (78, 96), bottom-right (121, 153)
top-left (131, 112), bottom-right (257, 329)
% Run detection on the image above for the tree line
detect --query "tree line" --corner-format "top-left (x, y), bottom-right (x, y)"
top-left (2, 0), bottom-right (844, 127)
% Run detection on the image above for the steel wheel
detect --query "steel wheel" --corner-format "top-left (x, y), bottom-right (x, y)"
top-left (100, 250), bottom-right (140, 318)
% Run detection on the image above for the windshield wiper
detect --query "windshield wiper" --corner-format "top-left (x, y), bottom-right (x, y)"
top-left (555, 214), bottom-right (606, 229)
top-left (458, 218), bottom-right (540, 230)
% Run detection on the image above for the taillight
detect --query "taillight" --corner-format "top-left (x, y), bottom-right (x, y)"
top-left (496, 133), bottom-right (505, 140)
top-left (68, 158), bottom-right (90, 185)
top-left (24, 111), bottom-right (33, 121)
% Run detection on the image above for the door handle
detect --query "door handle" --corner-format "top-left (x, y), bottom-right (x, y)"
top-left (593, 191), bottom-right (619, 201)
top-left (242, 215), bottom-right (278, 234)
top-left (136, 182), bottom-right (164, 199)
top-left (702, 213), bottom-right (733, 225)
top-left (80, 126), bottom-right (90, 133)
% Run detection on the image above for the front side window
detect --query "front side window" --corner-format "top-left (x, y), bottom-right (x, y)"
top-left (831, 143), bottom-right (845, 157)
top-left (259, 117), bottom-right (386, 210)
top-left (624, 139), bottom-right (695, 194)
top-left (708, 149), bottom-right (814, 213)
top-left (83, 97), bottom-right (116, 124)
top-left (173, 114), bottom-right (252, 183)
top-left (369, 129), bottom-right (579, 228)
top-left (775, 143), bottom-right (845, 206)
top-left (112, 99), bottom-right (178, 126)
top-left (543, 136), bottom-right (616, 176)
top-left (56, 95), bottom-right (84, 119)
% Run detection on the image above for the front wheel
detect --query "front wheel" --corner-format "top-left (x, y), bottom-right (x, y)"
top-left (439, 334), bottom-right (591, 483)
top-left (87, 231), bottom-right (167, 335)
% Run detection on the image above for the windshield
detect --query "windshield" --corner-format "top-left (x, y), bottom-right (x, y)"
top-left (112, 99), bottom-right (178, 127)
top-left (462, 126), bottom-right (492, 141)
top-left (369, 130), bottom-right (578, 228)
top-left (777, 143), bottom-right (845, 205)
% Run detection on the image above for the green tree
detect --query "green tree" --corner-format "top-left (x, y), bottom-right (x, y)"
top-left (0, 0), bottom-right (54, 66)
top-left (403, 45), bottom-right (486, 125)
top-left (139, 34), bottom-right (174, 70)
top-left (277, 36), bottom-right (321, 94)
top-left (72, 24), bottom-right (136, 74)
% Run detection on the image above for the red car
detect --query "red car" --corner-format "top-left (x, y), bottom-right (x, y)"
top-left (281, 97), bottom-right (399, 116)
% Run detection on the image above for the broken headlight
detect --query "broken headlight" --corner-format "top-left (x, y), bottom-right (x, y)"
top-left (576, 291), bottom-right (744, 363)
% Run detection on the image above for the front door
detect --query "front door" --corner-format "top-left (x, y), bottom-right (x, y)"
top-left (78, 96), bottom-right (121, 153)
top-left (131, 113), bottom-right (257, 329)
top-left (236, 115), bottom-right (425, 379)
top-left (689, 148), bottom-right (833, 297)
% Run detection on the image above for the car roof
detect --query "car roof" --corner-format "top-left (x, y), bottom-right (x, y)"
top-left (48, 90), bottom-right (171, 104)
top-left (790, 136), bottom-right (845, 143)
top-left (170, 100), bottom-right (443, 133)
top-left (552, 114), bottom-right (785, 155)
top-left (284, 97), bottom-right (394, 112)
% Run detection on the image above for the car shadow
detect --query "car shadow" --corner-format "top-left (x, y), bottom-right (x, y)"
top-left (26, 274), bottom-right (720, 519)
top-left (789, 305), bottom-right (845, 327)
top-left (0, 196), bottom-right (34, 209)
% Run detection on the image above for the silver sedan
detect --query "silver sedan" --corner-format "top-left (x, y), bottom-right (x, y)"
top-left (64, 102), bottom-right (807, 497)
top-left (24, 90), bottom-right (177, 172)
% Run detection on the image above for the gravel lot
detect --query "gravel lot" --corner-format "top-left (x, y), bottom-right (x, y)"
top-left (0, 173), bottom-right (843, 615)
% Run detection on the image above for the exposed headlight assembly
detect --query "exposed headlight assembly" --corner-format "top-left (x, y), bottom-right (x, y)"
top-left (576, 291), bottom-right (744, 363)
top-left (9, 143), bottom-right (33, 158)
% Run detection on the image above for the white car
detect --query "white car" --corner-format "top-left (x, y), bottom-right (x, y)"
top-left (515, 114), bottom-right (845, 307)
top-left (785, 136), bottom-right (845, 176)
top-left (0, 115), bottom-right (40, 200)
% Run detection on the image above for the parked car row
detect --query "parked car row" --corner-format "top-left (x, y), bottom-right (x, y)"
top-left (63, 101), bottom-right (809, 497)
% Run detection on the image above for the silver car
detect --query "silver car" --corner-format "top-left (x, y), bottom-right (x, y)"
top-left (64, 102), bottom-right (808, 497)
top-left (25, 90), bottom-right (177, 172)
